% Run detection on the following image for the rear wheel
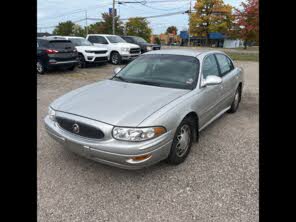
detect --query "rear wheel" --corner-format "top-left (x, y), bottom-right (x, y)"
top-left (110, 52), bottom-right (121, 65)
top-left (37, 60), bottom-right (45, 74)
top-left (167, 118), bottom-right (194, 165)
top-left (67, 65), bottom-right (76, 71)
top-left (228, 86), bottom-right (241, 113)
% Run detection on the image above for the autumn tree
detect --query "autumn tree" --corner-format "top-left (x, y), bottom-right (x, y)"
top-left (88, 13), bottom-right (124, 35)
top-left (189, 0), bottom-right (234, 45)
top-left (166, 26), bottom-right (178, 35)
top-left (53, 21), bottom-right (85, 36)
top-left (234, 0), bottom-right (259, 48)
top-left (125, 17), bottom-right (152, 41)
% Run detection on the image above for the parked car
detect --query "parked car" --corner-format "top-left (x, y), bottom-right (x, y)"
top-left (51, 36), bottom-right (109, 68)
top-left (120, 35), bottom-right (161, 53)
top-left (86, 34), bottom-right (141, 65)
top-left (37, 37), bottom-right (78, 74)
top-left (44, 49), bottom-right (244, 169)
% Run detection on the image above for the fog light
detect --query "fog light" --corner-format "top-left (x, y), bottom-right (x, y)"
top-left (87, 56), bottom-right (93, 60)
top-left (126, 154), bottom-right (152, 163)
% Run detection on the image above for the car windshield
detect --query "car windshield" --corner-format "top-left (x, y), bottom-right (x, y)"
top-left (70, 38), bottom-right (93, 46)
top-left (106, 36), bottom-right (126, 43)
top-left (113, 54), bottom-right (199, 90)
top-left (133, 37), bottom-right (147, 43)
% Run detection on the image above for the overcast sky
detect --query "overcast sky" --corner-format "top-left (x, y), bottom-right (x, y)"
top-left (37, 0), bottom-right (244, 34)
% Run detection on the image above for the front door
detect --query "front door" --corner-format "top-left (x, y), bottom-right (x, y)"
top-left (197, 54), bottom-right (224, 128)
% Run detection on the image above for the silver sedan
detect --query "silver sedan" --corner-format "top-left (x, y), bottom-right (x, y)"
top-left (44, 49), bottom-right (244, 169)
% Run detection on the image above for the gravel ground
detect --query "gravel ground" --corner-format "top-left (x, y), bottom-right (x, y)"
top-left (37, 61), bottom-right (258, 222)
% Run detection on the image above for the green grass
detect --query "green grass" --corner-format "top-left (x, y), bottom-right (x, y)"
top-left (227, 52), bottom-right (259, 62)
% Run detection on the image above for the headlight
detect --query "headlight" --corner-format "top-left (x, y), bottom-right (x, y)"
top-left (48, 107), bottom-right (56, 121)
top-left (121, 47), bottom-right (130, 52)
top-left (112, 126), bottom-right (166, 141)
top-left (146, 46), bottom-right (153, 51)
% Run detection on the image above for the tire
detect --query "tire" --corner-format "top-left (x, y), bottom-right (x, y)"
top-left (167, 118), bottom-right (194, 165)
top-left (78, 54), bottom-right (86, 68)
top-left (67, 65), bottom-right (76, 71)
top-left (37, 60), bottom-right (45, 74)
top-left (228, 86), bottom-right (241, 113)
top-left (110, 52), bottom-right (121, 65)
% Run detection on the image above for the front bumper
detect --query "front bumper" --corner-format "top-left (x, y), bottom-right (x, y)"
top-left (84, 53), bottom-right (109, 63)
top-left (121, 53), bottom-right (140, 61)
top-left (44, 114), bottom-right (173, 170)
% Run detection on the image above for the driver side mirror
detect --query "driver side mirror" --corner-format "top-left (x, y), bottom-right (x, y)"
top-left (113, 67), bottom-right (122, 75)
top-left (201, 75), bottom-right (222, 87)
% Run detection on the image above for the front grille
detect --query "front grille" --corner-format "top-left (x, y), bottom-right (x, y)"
top-left (56, 117), bottom-right (104, 140)
top-left (94, 50), bottom-right (107, 54)
top-left (130, 48), bottom-right (141, 54)
top-left (94, 57), bottom-right (108, 62)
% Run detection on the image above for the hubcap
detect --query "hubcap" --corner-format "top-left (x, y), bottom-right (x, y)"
top-left (176, 124), bottom-right (191, 157)
top-left (112, 54), bottom-right (118, 64)
top-left (37, 61), bottom-right (43, 73)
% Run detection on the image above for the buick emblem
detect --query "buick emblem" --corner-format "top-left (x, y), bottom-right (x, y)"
top-left (72, 123), bottom-right (80, 134)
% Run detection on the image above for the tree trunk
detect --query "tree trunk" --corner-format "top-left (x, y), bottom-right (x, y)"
top-left (244, 40), bottom-right (247, 49)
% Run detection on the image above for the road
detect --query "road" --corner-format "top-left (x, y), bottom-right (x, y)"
top-left (37, 61), bottom-right (258, 222)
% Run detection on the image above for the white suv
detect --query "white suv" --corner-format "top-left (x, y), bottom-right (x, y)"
top-left (86, 34), bottom-right (141, 65)
top-left (52, 36), bottom-right (109, 68)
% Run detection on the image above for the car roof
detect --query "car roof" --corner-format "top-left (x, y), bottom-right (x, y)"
top-left (144, 49), bottom-right (225, 57)
top-left (88, 34), bottom-right (116, 37)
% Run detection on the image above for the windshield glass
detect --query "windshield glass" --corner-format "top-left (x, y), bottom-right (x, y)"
top-left (70, 38), bottom-right (93, 46)
top-left (114, 54), bottom-right (199, 90)
top-left (133, 37), bottom-right (147, 43)
top-left (106, 36), bottom-right (126, 43)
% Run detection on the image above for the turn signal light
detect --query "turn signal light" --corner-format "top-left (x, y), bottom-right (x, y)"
top-left (131, 154), bottom-right (152, 161)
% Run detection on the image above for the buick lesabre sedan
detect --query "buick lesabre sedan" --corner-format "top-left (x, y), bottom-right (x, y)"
top-left (44, 49), bottom-right (244, 169)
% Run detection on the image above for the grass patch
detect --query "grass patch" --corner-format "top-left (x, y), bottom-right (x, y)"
top-left (227, 52), bottom-right (259, 62)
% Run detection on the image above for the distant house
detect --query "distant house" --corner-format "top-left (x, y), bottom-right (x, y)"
top-left (37, 32), bottom-right (52, 37)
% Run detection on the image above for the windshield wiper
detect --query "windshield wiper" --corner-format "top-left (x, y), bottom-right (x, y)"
top-left (131, 80), bottom-right (162, 87)
top-left (112, 76), bottom-right (129, 82)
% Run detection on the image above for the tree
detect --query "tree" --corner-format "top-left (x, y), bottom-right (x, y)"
top-left (125, 17), bottom-right (152, 41)
top-left (189, 0), bottom-right (234, 45)
top-left (52, 21), bottom-right (85, 36)
top-left (155, 37), bottom-right (161, 45)
top-left (88, 13), bottom-right (124, 35)
top-left (166, 26), bottom-right (178, 35)
top-left (234, 0), bottom-right (259, 48)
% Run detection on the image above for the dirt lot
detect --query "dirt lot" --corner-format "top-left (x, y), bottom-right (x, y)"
top-left (37, 61), bottom-right (258, 222)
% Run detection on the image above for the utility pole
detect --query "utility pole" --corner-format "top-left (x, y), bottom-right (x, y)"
top-left (85, 10), bottom-right (88, 35)
top-left (188, 0), bottom-right (192, 47)
top-left (112, 0), bottom-right (115, 35)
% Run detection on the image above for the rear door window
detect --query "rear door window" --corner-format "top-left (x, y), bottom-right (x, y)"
top-left (215, 54), bottom-right (234, 76)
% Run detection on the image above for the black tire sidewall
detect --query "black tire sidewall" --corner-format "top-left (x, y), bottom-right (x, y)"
top-left (167, 118), bottom-right (194, 165)
top-left (229, 87), bottom-right (241, 113)
top-left (78, 54), bottom-right (86, 68)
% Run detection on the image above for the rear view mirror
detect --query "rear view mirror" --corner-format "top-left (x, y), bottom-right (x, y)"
top-left (113, 67), bottom-right (122, 75)
top-left (201, 75), bottom-right (222, 87)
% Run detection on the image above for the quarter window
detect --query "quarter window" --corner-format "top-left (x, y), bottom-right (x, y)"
top-left (202, 54), bottom-right (220, 78)
top-left (215, 54), bottom-right (234, 76)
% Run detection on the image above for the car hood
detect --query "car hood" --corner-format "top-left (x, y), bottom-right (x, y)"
top-left (75, 46), bottom-right (107, 51)
top-left (113, 42), bottom-right (140, 48)
top-left (51, 80), bottom-right (189, 126)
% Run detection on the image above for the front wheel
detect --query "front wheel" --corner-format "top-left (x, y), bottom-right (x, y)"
top-left (78, 54), bottom-right (86, 68)
top-left (167, 118), bottom-right (194, 165)
top-left (110, 52), bottom-right (121, 65)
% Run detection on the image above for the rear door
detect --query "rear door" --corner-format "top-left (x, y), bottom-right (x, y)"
top-left (48, 40), bottom-right (77, 61)
top-left (214, 53), bottom-right (238, 109)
